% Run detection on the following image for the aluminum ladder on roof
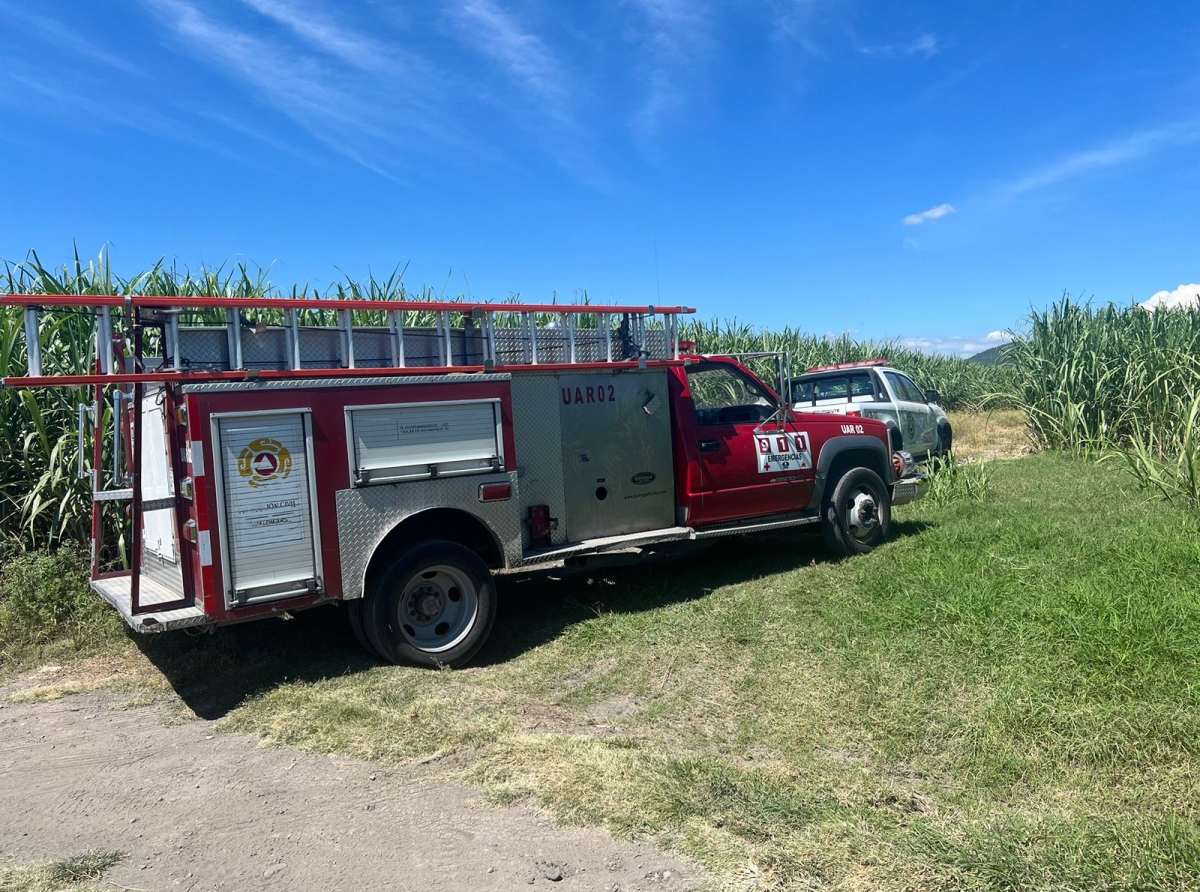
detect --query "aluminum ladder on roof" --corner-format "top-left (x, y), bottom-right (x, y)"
top-left (3, 295), bottom-right (695, 386)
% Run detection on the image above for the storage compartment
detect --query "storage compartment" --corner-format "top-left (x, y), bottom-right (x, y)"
top-left (557, 369), bottom-right (675, 541)
top-left (345, 399), bottom-right (503, 485)
top-left (211, 410), bottom-right (322, 606)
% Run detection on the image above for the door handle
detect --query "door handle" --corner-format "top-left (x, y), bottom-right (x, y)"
top-left (698, 440), bottom-right (720, 453)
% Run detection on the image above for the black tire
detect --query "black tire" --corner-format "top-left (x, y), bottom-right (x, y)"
top-left (363, 540), bottom-right (497, 669)
top-left (820, 467), bottom-right (892, 557)
top-left (936, 423), bottom-right (953, 457)
top-left (346, 598), bottom-right (384, 659)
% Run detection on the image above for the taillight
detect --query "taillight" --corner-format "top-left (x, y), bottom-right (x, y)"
top-left (479, 482), bottom-right (512, 502)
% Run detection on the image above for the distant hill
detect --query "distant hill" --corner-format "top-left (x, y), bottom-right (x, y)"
top-left (967, 343), bottom-right (1014, 366)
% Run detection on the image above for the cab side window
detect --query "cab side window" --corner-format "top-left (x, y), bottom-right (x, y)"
top-left (897, 374), bottom-right (927, 402)
top-left (687, 363), bottom-right (776, 425)
top-left (902, 374), bottom-right (926, 403)
top-left (885, 371), bottom-right (923, 403)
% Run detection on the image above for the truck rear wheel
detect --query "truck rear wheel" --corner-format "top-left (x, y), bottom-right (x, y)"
top-left (821, 467), bottom-right (891, 557)
top-left (346, 598), bottom-right (385, 659)
top-left (362, 540), bottom-right (497, 668)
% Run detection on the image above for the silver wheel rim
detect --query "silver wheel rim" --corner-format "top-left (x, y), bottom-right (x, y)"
top-left (844, 487), bottom-right (880, 542)
top-left (396, 564), bottom-right (479, 654)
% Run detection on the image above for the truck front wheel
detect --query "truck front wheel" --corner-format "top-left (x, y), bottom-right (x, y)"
top-left (820, 467), bottom-right (891, 557)
top-left (363, 540), bottom-right (497, 668)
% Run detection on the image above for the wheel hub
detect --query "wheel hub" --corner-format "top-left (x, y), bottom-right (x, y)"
top-left (395, 564), bottom-right (481, 654)
top-left (847, 489), bottom-right (879, 540)
top-left (407, 584), bottom-right (444, 622)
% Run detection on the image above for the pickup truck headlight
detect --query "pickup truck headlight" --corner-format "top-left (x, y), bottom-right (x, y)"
top-left (891, 450), bottom-right (915, 478)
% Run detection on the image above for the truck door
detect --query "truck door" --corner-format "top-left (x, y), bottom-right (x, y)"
top-left (683, 361), bottom-right (815, 526)
top-left (883, 371), bottom-right (936, 455)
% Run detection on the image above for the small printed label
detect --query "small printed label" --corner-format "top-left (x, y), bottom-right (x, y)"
top-left (198, 530), bottom-right (212, 567)
top-left (755, 431), bottom-right (812, 474)
top-left (189, 443), bottom-right (204, 477)
top-left (840, 423), bottom-right (865, 434)
top-left (631, 471), bottom-right (656, 486)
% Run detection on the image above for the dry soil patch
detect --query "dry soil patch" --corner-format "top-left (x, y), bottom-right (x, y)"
top-left (0, 690), bottom-right (701, 892)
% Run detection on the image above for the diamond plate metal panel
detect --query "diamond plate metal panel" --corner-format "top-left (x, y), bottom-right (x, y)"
top-left (509, 374), bottom-right (569, 545)
top-left (335, 472), bottom-right (523, 601)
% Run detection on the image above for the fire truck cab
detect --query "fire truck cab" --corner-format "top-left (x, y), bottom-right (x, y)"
top-left (3, 296), bottom-right (926, 668)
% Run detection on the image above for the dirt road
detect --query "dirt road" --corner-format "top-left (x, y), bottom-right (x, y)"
top-left (0, 691), bottom-right (701, 891)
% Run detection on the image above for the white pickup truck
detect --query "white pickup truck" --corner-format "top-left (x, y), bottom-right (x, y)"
top-left (789, 360), bottom-right (952, 459)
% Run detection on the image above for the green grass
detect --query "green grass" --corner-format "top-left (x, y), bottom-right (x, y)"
top-left (0, 546), bottom-right (126, 675)
top-left (56, 454), bottom-right (1190, 891)
top-left (0, 852), bottom-right (122, 892)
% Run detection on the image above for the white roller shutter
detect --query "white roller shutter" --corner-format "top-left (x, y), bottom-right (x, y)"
top-left (213, 411), bottom-right (321, 606)
top-left (347, 399), bottom-right (502, 485)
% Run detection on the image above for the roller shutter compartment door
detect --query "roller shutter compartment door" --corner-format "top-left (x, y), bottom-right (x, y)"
top-left (214, 411), bottom-right (321, 606)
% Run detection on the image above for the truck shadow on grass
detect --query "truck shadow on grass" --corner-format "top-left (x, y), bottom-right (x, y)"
top-left (137, 520), bottom-right (931, 720)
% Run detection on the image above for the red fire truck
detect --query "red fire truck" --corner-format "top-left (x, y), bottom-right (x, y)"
top-left (2, 295), bottom-right (925, 667)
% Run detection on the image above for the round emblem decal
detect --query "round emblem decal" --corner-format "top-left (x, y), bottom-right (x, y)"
top-left (238, 437), bottom-right (292, 487)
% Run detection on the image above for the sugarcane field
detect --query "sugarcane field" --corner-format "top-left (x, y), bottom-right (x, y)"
top-left (2, 3), bottom-right (1200, 891)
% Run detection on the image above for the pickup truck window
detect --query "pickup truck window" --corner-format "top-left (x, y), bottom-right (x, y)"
top-left (792, 372), bottom-right (876, 405)
top-left (885, 371), bottom-right (926, 403)
top-left (848, 372), bottom-right (876, 401)
top-left (687, 363), bottom-right (776, 425)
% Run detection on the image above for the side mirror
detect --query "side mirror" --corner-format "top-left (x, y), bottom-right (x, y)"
top-left (925, 390), bottom-right (942, 404)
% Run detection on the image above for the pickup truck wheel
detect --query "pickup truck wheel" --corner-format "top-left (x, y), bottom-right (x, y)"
top-left (363, 540), bottom-right (497, 669)
top-left (936, 424), bottom-right (953, 457)
top-left (821, 467), bottom-right (891, 557)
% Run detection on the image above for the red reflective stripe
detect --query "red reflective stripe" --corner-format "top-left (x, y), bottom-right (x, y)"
top-left (479, 483), bottom-right (512, 502)
top-left (1, 359), bottom-right (688, 389)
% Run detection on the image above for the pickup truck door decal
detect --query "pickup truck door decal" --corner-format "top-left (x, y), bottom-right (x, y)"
top-left (755, 431), bottom-right (812, 474)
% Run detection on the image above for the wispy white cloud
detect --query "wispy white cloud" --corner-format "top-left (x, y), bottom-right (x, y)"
top-left (626, 0), bottom-right (714, 148)
top-left (2, 6), bottom-right (142, 77)
top-left (0, 66), bottom-right (260, 169)
top-left (137, 0), bottom-right (469, 181)
top-left (1141, 283), bottom-right (1200, 311)
top-left (996, 124), bottom-right (1200, 201)
top-left (858, 32), bottom-right (940, 59)
top-left (445, 1), bottom-right (614, 186)
top-left (450, 0), bottom-right (570, 120)
top-left (897, 332), bottom-right (1011, 358)
top-left (234, 0), bottom-right (398, 73)
top-left (902, 203), bottom-right (956, 225)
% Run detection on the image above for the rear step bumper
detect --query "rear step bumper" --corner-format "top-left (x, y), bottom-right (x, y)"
top-left (892, 474), bottom-right (928, 507)
top-left (91, 576), bottom-right (210, 633)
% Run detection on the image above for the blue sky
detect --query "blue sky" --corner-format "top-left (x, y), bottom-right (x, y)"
top-left (2, 0), bottom-right (1198, 356)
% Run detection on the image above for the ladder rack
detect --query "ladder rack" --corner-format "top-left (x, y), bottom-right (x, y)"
top-left (1, 294), bottom-right (695, 387)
